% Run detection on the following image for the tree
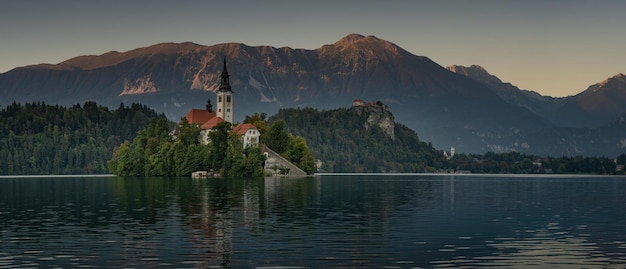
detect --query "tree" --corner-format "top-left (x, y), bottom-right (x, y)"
top-left (223, 134), bottom-right (245, 177)
top-left (148, 140), bottom-right (173, 176)
top-left (108, 141), bottom-right (142, 176)
top-left (243, 112), bottom-right (267, 124)
top-left (177, 118), bottom-right (201, 147)
top-left (208, 121), bottom-right (232, 171)
top-left (242, 147), bottom-right (266, 177)
top-left (265, 120), bottom-right (289, 154)
top-left (285, 135), bottom-right (316, 174)
top-left (223, 133), bottom-right (266, 177)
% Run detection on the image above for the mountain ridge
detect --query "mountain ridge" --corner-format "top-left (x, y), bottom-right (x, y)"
top-left (1, 34), bottom-right (624, 156)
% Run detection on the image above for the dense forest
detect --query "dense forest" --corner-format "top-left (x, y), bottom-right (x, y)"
top-left (270, 107), bottom-right (447, 172)
top-left (107, 113), bottom-right (315, 177)
top-left (0, 101), bottom-right (166, 175)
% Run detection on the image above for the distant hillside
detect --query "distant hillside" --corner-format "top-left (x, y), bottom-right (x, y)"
top-left (268, 103), bottom-right (446, 173)
top-left (523, 113), bottom-right (626, 157)
top-left (447, 65), bottom-right (565, 118)
top-left (449, 65), bottom-right (626, 129)
top-left (555, 73), bottom-right (626, 128)
top-left (449, 65), bottom-right (626, 157)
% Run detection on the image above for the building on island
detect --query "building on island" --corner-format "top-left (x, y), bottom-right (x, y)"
top-left (233, 123), bottom-right (260, 148)
top-left (181, 58), bottom-right (259, 148)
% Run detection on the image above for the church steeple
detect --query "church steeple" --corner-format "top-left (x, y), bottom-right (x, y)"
top-left (218, 58), bottom-right (232, 93)
top-left (215, 57), bottom-right (234, 123)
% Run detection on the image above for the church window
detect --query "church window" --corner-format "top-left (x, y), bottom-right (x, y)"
top-left (218, 96), bottom-right (222, 102)
top-left (227, 96), bottom-right (231, 103)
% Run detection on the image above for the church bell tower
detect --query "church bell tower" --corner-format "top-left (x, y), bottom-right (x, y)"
top-left (216, 58), bottom-right (234, 123)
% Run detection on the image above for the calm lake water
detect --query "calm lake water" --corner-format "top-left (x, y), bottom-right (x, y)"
top-left (1, 174), bottom-right (626, 268)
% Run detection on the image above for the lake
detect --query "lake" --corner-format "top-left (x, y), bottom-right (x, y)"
top-left (1, 174), bottom-right (626, 268)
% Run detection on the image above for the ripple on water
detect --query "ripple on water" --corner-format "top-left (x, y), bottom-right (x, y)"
top-left (2, 175), bottom-right (626, 268)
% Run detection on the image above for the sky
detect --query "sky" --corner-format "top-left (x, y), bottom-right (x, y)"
top-left (1, 0), bottom-right (625, 97)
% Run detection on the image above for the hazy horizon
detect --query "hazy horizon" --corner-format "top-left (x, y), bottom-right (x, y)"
top-left (1, 0), bottom-right (625, 97)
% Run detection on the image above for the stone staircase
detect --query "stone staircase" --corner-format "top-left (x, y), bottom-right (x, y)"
top-left (262, 144), bottom-right (307, 177)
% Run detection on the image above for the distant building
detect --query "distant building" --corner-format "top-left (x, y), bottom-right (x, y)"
top-left (352, 99), bottom-right (388, 111)
top-left (444, 146), bottom-right (455, 160)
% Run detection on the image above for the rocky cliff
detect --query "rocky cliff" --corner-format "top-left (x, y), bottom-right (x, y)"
top-left (350, 101), bottom-right (395, 139)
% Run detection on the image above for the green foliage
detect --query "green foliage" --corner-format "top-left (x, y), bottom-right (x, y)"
top-left (284, 134), bottom-right (316, 174)
top-left (0, 101), bottom-right (164, 175)
top-left (265, 120), bottom-right (289, 154)
top-left (108, 117), bottom-right (214, 177)
top-left (244, 112), bottom-right (267, 124)
top-left (221, 133), bottom-right (266, 177)
top-left (269, 107), bottom-right (446, 173)
top-left (177, 118), bottom-right (201, 147)
top-left (208, 121), bottom-right (232, 171)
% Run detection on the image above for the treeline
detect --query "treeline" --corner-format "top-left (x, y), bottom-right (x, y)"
top-left (5, 101), bottom-right (621, 176)
top-left (0, 101), bottom-right (166, 175)
top-left (448, 152), bottom-right (625, 175)
top-left (107, 113), bottom-right (315, 177)
top-left (270, 107), bottom-right (446, 173)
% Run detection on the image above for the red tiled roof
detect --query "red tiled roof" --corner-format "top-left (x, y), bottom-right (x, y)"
top-left (183, 109), bottom-right (216, 125)
top-left (200, 116), bottom-right (225, 130)
top-left (233, 123), bottom-right (257, 135)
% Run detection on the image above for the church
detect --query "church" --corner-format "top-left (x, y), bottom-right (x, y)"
top-left (182, 59), bottom-right (260, 148)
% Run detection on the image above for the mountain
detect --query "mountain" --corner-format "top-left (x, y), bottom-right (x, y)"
top-left (449, 65), bottom-right (626, 156)
top-left (449, 65), bottom-right (626, 129)
top-left (447, 65), bottom-right (566, 118)
top-left (1, 34), bottom-right (624, 156)
top-left (554, 73), bottom-right (626, 128)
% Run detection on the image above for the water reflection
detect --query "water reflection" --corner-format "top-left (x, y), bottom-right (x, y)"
top-left (1, 175), bottom-right (626, 267)
top-left (431, 175), bottom-right (626, 268)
